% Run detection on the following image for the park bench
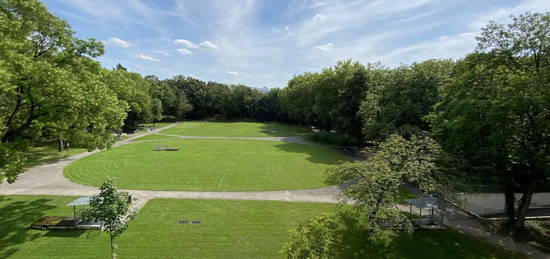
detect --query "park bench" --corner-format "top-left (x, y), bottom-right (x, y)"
top-left (154, 145), bottom-right (179, 151)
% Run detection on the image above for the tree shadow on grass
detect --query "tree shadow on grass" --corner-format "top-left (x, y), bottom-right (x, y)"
top-left (0, 197), bottom-right (56, 258)
top-left (258, 122), bottom-right (307, 137)
top-left (23, 147), bottom-right (70, 169)
top-left (0, 196), bottom-right (91, 258)
top-left (322, 210), bottom-right (515, 259)
top-left (43, 229), bottom-right (88, 238)
top-left (272, 142), bottom-right (349, 165)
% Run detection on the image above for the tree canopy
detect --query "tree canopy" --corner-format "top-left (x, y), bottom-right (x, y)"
top-left (429, 12), bottom-right (550, 230)
top-left (0, 0), bottom-right (127, 183)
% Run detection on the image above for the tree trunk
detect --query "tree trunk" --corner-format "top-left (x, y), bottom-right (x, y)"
top-left (504, 180), bottom-right (516, 226)
top-left (110, 231), bottom-right (115, 259)
top-left (513, 182), bottom-right (535, 231)
top-left (57, 136), bottom-right (64, 153)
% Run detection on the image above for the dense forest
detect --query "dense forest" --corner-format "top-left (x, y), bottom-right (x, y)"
top-left (0, 0), bottom-right (548, 232)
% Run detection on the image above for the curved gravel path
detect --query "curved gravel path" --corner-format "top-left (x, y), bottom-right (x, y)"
top-left (0, 123), bottom-right (343, 210)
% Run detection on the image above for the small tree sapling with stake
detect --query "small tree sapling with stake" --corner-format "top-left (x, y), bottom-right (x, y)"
top-left (84, 177), bottom-right (134, 259)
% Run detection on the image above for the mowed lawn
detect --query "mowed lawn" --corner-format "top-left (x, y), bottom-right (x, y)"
top-left (64, 139), bottom-right (347, 191)
top-left (158, 121), bottom-right (308, 137)
top-left (0, 196), bottom-right (521, 259)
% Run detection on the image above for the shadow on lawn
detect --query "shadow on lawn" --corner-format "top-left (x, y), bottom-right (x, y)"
top-left (44, 229), bottom-right (89, 238)
top-left (272, 142), bottom-right (349, 165)
top-left (315, 210), bottom-right (516, 258)
top-left (0, 196), bottom-right (56, 258)
top-left (258, 122), bottom-right (307, 137)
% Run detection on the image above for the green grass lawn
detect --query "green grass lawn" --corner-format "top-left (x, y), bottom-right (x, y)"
top-left (65, 139), bottom-right (348, 191)
top-left (0, 195), bottom-right (110, 258)
top-left (159, 121), bottom-right (308, 137)
top-left (0, 196), bottom-right (521, 259)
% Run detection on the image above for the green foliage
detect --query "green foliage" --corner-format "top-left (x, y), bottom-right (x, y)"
top-left (305, 132), bottom-right (358, 147)
top-left (0, 142), bottom-right (23, 183)
top-left (105, 68), bottom-right (154, 132)
top-left (0, 0), bottom-right (127, 183)
top-left (326, 135), bottom-right (442, 230)
top-left (284, 208), bottom-right (495, 259)
top-left (84, 178), bottom-right (130, 259)
top-left (280, 60), bottom-right (371, 143)
top-left (285, 135), bottom-right (445, 258)
top-left (151, 98), bottom-right (163, 123)
top-left (282, 215), bottom-right (337, 259)
top-left (360, 60), bottom-right (454, 142)
top-left (429, 12), bottom-right (550, 229)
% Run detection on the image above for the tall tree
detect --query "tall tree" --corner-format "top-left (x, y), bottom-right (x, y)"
top-left (284, 135), bottom-right (443, 257)
top-left (331, 60), bottom-right (370, 141)
top-left (0, 0), bottom-right (127, 183)
top-left (151, 98), bottom-right (163, 126)
top-left (429, 12), bottom-right (550, 231)
top-left (361, 60), bottom-right (453, 142)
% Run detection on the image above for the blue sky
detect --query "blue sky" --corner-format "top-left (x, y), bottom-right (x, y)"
top-left (42, 0), bottom-right (549, 88)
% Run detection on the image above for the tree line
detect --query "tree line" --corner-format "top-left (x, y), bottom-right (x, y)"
top-left (0, 0), bottom-right (548, 234)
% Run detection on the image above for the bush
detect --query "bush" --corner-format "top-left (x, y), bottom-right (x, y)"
top-left (306, 132), bottom-right (359, 146)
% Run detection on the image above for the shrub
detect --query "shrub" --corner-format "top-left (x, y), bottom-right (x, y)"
top-left (306, 132), bottom-right (359, 147)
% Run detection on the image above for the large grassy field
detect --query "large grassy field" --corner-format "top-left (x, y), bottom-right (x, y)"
top-left (158, 121), bottom-right (308, 137)
top-left (65, 139), bottom-right (348, 191)
top-left (0, 196), bottom-right (521, 259)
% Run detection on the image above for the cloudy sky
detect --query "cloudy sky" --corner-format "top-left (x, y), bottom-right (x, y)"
top-left (42, 0), bottom-right (549, 88)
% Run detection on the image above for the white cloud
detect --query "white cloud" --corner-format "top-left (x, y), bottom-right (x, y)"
top-left (57, 0), bottom-right (163, 26)
top-left (200, 40), bottom-right (220, 50)
top-left (174, 39), bottom-right (220, 51)
top-left (296, 0), bottom-right (433, 46)
top-left (137, 54), bottom-right (160, 62)
top-left (177, 48), bottom-right (193, 55)
top-left (375, 32), bottom-right (477, 66)
top-left (468, 0), bottom-right (550, 30)
top-left (312, 13), bottom-right (325, 21)
top-left (315, 43), bottom-right (333, 52)
top-left (459, 32), bottom-right (475, 37)
top-left (174, 39), bottom-right (198, 48)
top-left (226, 71), bottom-right (240, 76)
top-left (103, 37), bottom-right (131, 48)
top-left (285, 26), bottom-right (290, 31)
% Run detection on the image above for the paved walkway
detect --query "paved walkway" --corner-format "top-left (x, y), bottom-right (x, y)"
top-left (1, 123), bottom-right (545, 258)
top-left (443, 208), bottom-right (549, 258)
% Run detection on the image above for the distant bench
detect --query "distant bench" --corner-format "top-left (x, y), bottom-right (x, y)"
top-left (154, 145), bottom-right (179, 151)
